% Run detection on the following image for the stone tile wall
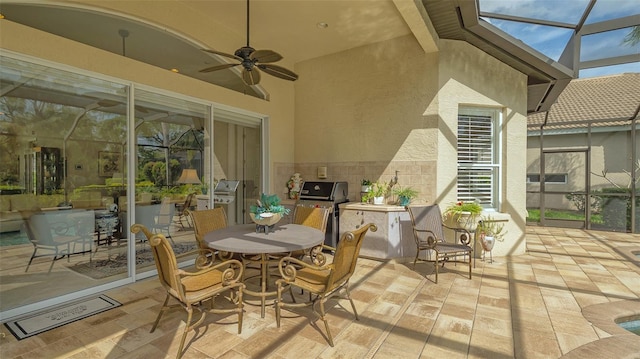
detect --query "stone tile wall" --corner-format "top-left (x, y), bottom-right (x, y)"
top-left (274, 161), bottom-right (436, 204)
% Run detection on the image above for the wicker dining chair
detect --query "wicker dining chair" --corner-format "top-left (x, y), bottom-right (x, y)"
top-left (289, 205), bottom-right (331, 259)
top-left (407, 204), bottom-right (473, 283)
top-left (130, 223), bottom-right (244, 359)
top-left (275, 223), bottom-right (377, 346)
top-left (186, 207), bottom-right (228, 250)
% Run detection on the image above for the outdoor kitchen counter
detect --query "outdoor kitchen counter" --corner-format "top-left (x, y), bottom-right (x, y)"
top-left (339, 203), bottom-right (416, 260)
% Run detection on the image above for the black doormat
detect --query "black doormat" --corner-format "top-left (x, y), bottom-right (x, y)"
top-left (4, 295), bottom-right (121, 340)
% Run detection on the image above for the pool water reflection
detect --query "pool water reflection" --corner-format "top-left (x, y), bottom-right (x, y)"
top-left (618, 318), bottom-right (640, 335)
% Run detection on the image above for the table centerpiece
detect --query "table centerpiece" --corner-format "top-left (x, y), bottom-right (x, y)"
top-left (249, 193), bottom-right (290, 233)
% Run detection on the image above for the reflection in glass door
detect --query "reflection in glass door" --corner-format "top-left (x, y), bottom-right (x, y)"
top-left (212, 109), bottom-right (262, 225)
top-left (133, 89), bottom-right (208, 274)
top-left (0, 55), bottom-right (128, 316)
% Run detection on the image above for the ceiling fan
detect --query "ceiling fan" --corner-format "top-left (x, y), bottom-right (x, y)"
top-left (199, 0), bottom-right (298, 86)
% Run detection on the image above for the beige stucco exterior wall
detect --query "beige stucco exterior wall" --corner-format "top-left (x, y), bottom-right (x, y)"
top-left (293, 37), bottom-right (527, 256)
top-left (437, 40), bottom-right (528, 257)
top-left (291, 34), bottom-right (439, 202)
top-left (527, 129), bottom-right (635, 209)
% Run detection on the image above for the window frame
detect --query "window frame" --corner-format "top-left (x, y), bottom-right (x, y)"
top-left (457, 107), bottom-right (502, 211)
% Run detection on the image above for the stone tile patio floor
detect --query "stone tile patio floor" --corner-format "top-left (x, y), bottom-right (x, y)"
top-left (1, 226), bottom-right (639, 358)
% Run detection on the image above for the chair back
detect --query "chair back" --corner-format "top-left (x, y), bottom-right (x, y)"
top-left (156, 197), bottom-right (174, 225)
top-left (408, 205), bottom-right (444, 243)
top-left (292, 206), bottom-right (330, 232)
top-left (130, 224), bottom-right (182, 297)
top-left (24, 210), bottom-right (95, 245)
top-left (181, 193), bottom-right (196, 211)
top-left (24, 212), bottom-right (53, 245)
top-left (187, 207), bottom-right (227, 249)
top-left (327, 223), bottom-right (377, 291)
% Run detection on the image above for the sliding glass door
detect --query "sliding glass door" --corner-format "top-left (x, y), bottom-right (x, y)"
top-left (0, 54), bottom-right (265, 320)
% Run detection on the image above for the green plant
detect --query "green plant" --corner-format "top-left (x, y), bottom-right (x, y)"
top-left (444, 200), bottom-right (483, 221)
top-left (392, 186), bottom-right (418, 199)
top-left (361, 179), bottom-right (372, 186)
top-left (477, 216), bottom-right (507, 241)
top-left (370, 181), bottom-right (388, 197)
top-left (392, 186), bottom-right (418, 206)
top-left (250, 193), bottom-right (290, 219)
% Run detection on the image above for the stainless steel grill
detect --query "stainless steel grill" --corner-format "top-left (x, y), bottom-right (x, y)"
top-left (297, 181), bottom-right (349, 247)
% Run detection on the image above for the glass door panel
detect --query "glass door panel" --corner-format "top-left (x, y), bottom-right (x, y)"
top-left (133, 89), bottom-right (208, 273)
top-left (0, 55), bottom-right (128, 313)
top-left (213, 109), bottom-right (262, 225)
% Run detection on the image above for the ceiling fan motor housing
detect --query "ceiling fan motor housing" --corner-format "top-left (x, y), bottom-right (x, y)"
top-left (235, 46), bottom-right (257, 69)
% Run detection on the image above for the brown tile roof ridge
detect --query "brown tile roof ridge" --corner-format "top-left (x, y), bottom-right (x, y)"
top-left (528, 72), bottom-right (640, 130)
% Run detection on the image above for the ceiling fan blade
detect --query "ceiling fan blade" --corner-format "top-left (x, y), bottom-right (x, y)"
top-left (250, 49), bottom-right (283, 64)
top-left (242, 68), bottom-right (261, 86)
top-left (257, 64), bottom-right (298, 81)
top-left (199, 63), bottom-right (240, 73)
top-left (202, 48), bottom-right (242, 61)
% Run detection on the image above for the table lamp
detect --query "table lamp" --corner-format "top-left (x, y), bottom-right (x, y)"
top-left (178, 169), bottom-right (201, 193)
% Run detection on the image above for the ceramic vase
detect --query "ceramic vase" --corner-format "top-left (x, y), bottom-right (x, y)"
top-left (481, 235), bottom-right (495, 251)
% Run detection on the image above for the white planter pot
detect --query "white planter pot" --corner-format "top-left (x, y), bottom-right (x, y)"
top-left (373, 196), bottom-right (385, 205)
top-left (456, 212), bottom-right (478, 231)
top-left (481, 236), bottom-right (495, 251)
top-left (361, 185), bottom-right (371, 193)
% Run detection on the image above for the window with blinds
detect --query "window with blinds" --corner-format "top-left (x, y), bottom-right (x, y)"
top-left (457, 109), bottom-right (500, 209)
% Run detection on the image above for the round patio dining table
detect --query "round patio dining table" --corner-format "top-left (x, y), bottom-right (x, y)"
top-left (204, 223), bottom-right (324, 317)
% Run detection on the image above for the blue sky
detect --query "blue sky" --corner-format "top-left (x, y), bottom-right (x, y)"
top-left (478, 0), bottom-right (639, 78)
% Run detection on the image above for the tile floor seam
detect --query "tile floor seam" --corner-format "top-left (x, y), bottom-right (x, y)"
top-left (468, 264), bottom-right (486, 357)
top-left (363, 275), bottom-right (428, 359)
top-left (545, 254), bottom-right (579, 357)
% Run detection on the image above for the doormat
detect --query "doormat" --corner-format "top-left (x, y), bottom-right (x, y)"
top-left (4, 295), bottom-right (121, 340)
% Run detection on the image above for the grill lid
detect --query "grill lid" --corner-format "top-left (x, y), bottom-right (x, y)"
top-left (299, 181), bottom-right (348, 202)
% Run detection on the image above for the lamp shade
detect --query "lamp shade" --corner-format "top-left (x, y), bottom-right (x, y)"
top-left (177, 169), bottom-right (201, 184)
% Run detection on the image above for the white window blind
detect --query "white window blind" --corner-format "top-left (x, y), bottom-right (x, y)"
top-left (457, 109), bottom-right (500, 209)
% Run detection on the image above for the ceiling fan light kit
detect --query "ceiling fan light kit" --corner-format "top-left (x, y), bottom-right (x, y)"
top-left (200, 0), bottom-right (298, 87)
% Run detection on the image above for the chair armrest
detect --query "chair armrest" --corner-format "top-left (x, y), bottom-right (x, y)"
top-left (177, 257), bottom-right (244, 285)
top-left (278, 256), bottom-right (331, 281)
top-left (308, 244), bottom-right (335, 266)
top-left (413, 227), bottom-right (439, 248)
top-left (442, 224), bottom-right (472, 245)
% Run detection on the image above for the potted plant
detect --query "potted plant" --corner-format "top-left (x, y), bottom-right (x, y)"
top-left (249, 193), bottom-right (290, 233)
top-left (444, 200), bottom-right (483, 231)
top-left (366, 181), bottom-right (388, 205)
top-left (361, 179), bottom-right (372, 193)
top-left (477, 216), bottom-right (507, 262)
top-left (392, 186), bottom-right (418, 206)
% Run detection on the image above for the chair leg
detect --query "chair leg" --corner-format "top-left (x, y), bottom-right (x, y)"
top-left (413, 249), bottom-right (419, 269)
top-left (345, 283), bottom-right (359, 321)
top-left (319, 297), bottom-right (334, 347)
top-left (434, 255), bottom-right (439, 284)
top-left (236, 288), bottom-right (244, 334)
top-left (25, 248), bottom-right (37, 272)
top-left (177, 307), bottom-right (194, 359)
top-left (275, 283), bottom-right (283, 328)
top-left (151, 294), bottom-right (170, 333)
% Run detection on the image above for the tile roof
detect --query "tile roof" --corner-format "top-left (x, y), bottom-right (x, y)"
top-left (528, 73), bottom-right (640, 130)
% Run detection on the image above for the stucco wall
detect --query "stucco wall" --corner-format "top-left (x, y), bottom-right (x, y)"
top-left (436, 40), bottom-right (528, 257)
top-left (291, 34), bottom-right (439, 203)
top-left (527, 129), bottom-right (635, 209)
top-left (293, 37), bottom-right (527, 256)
